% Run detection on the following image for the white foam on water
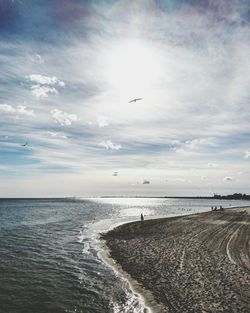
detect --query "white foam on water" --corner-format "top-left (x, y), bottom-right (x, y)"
top-left (100, 241), bottom-right (153, 313)
top-left (78, 229), bottom-right (85, 243)
top-left (77, 215), bottom-right (154, 313)
top-left (82, 242), bottom-right (90, 255)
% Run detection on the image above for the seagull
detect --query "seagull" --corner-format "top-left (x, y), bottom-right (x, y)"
top-left (113, 172), bottom-right (118, 176)
top-left (21, 142), bottom-right (28, 147)
top-left (129, 98), bottom-right (143, 103)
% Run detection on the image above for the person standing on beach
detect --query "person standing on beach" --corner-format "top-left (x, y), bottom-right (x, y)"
top-left (140, 213), bottom-right (144, 224)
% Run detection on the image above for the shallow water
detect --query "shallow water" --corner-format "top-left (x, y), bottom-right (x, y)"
top-left (0, 197), bottom-right (249, 313)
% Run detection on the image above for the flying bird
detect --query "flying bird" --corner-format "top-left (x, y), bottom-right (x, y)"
top-left (21, 142), bottom-right (29, 147)
top-left (129, 98), bottom-right (142, 103)
top-left (113, 172), bottom-right (118, 176)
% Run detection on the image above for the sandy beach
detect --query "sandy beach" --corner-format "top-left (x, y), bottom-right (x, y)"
top-left (102, 207), bottom-right (250, 313)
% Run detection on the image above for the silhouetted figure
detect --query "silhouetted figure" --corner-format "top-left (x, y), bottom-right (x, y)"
top-left (140, 213), bottom-right (144, 224)
top-left (214, 206), bottom-right (217, 211)
top-left (220, 206), bottom-right (223, 211)
top-left (211, 206), bottom-right (214, 211)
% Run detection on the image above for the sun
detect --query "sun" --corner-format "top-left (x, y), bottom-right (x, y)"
top-left (102, 38), bottom-right (164, 97)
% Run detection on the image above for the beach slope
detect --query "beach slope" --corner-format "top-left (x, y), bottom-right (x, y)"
top-left (102, 208), bottom-right (250, 313)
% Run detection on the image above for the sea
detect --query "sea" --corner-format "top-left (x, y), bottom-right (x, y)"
top-left (1, 197), bottom-right (250, 313)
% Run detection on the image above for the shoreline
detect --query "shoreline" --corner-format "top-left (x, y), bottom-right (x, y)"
top-left (99, 241), bottom-right (160, 313)
top-left (98, 216), bottom-right (169, 313)
top-left (98, 212), bottom-right (203, 313)
top-left (101, 207), bottom-right (250, 313)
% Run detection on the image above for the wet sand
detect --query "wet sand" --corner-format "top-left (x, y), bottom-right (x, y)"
top-left (101, 208), bottom-right (250, 313)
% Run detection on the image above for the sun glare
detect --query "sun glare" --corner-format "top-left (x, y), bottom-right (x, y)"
top-left (103, 39), bottom-right (163, 96)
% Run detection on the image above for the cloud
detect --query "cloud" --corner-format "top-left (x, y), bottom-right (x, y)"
top-left (27, 74), bottom-right (65, 86)
top-left (0, 104), bottom-right (16, 113)
top-left (142, 179), bottom-right (150, 184)
top-left (175, 138), bottom-right (216, 154)
top-left (99, 140), bottom-right (121, 150)
top-left (50, 109), bottom-right (78, 126)
top-left (175, 178), bottom-right (192, 184)
top-left (171, 140), bottom-right (180, 145)
top-left (31, 54), bottom-right (44, 64)
top-left (31, 85), bottom-right (58, 99)
top-left (16, 105), bottom-right (34, 116)
top-left (97, 116), bottom-right (109, 127)
top-left (207, 163), bottom-right (218, 168)
top-left (47, 131), bottom-right (67, 139)
top-left (244, 151), bottom-right (250, 159)
top-left (26, 74), bottom-right (65, 99)
top-left (0, 104), bottom-right (34, 116)
top-left (186, 138), bottom-right (215, 149)
top-left (223, 176), bottom-right (234, 182)
top-left (1, 1), bottom-right (250, 197)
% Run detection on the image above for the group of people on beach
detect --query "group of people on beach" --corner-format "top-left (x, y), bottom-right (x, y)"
top-left (211, 206), bottom-right (223, 211)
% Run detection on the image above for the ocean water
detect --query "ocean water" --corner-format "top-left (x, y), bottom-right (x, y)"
top-left (0, 197), bottom-right (250, 313)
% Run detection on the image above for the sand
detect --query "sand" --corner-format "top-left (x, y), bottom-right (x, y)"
top-left (101, 207), bottom-right (250, 313)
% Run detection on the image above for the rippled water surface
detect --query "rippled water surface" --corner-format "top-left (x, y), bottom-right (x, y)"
top-left (1, 197), bottom-right (250, 313)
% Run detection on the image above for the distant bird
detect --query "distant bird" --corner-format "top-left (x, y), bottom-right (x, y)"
top-left (21, 142), bottom-right (28, 147)
top-left (113, 172), bottom-right (118, 176)
top-left (129, 98), bottom-right (142, 103)
top-left (143, 179), bottom-right (150, 185)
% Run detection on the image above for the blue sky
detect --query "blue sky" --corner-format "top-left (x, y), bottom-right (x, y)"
top-left (0, 0), bottom-right (250, 197)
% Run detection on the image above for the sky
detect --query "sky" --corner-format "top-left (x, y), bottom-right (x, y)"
top-left (0, 0), bottom-right (250, 197)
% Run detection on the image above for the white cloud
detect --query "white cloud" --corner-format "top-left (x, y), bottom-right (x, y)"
top-left (186, 138), bottom-right (215, 149)
top-left (31, 54), bottom-right (44, 64)
top-left (50, 109), bottom-right (78, 126)
top-left (0, 103), bottom-right (34, 116)
top-left (171, 140), bottom-right (180, 145)
top-left (26, 74), bottom-right (65, 99)
top-left (175, 178), bottom-right (192, 184)
top-left (0, 104), bottom-right (16, 113)
top-left (97, 116), bottom-right (109, 127)
top-left (207, 163), bottom-right (218, 168)
top-left (244, 151), bottom-right (250, 159)
top-left (16, 105), bottom-right (34, 116)
top-left (31, 85), bottom-right (58, 99)
top-left (47, 131), bottom-right (67, 139)
top-left (175, 138), bottom-right (216, 154)
top-left (99, 140), bottom-right (121, 150)
top-left (27, 74), bottom-right (65, 87)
